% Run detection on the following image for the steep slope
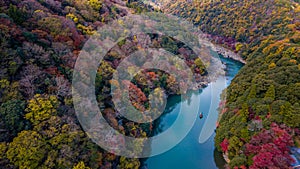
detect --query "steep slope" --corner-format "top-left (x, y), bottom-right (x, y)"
top-left (0, 0), bottom-right (208, 168)
top-left (0, 0), bottom-right (144, 168)
top-left (157, 0), bottom-right (300, 168)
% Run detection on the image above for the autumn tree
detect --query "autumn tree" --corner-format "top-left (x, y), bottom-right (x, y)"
top-left (73, 161), bottom-right (91, 169)
top-left (19, 64), bottom-right (45, 98)
top-left (87, 0), bottom-right (102, 11)
top-left (55, 76), bottom-right (71, 97)
top-left (22, 42), bottom-right (51, 65)
top-left (6, 130), bottom-right (49, 169)
top-left (25, 94), bottom-right (59, 125)
top-left (0, 142), bottom-right (14, 168)
top-left (220, 138), bottom-right (229, 153)
top-left (118, 156), bottom-right (140, 169)
top-left (245, 123), bottom-right (294, 168)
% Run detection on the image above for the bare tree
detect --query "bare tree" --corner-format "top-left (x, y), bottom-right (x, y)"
top-left (19, 64), bottom-right (44, 98)
top-left (22, 42), bottom-right (51, 65)
top-left (55, 76), bottom-right (71, 97)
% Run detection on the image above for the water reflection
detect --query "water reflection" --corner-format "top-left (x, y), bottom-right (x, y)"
top-left (143, 55), bottom-right (244, 169)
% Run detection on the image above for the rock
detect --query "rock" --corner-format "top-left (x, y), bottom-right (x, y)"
top-left (198, 35), bottom-right (246, 64)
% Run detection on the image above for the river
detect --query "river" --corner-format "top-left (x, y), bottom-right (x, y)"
top-left (142, 54), bottom-right (244, 169)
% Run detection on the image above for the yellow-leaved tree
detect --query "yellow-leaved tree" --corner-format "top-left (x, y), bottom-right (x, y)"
top-left (25, 94), bottom-right (59, 125)
top-left (6, 130), bottom-right (49, 169)
top-left (73, 161), bottom-right (91, 169)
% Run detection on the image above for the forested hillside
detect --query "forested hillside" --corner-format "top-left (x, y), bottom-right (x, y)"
top-left (158, 0), bottom-right (300, 168)
top-left (1, 0), bottom-right (300, 168)
top-left (0, 0), bottom-right (208, 168)
top-left (0, 0), bottom-right (147, 168)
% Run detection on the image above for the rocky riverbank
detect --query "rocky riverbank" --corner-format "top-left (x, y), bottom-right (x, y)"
top-left (191, 51), bottom-right (227, 90)
top-left (191, 33), bottom-right (246, 90)
top-left (198, 35), bottom-right (246, 64)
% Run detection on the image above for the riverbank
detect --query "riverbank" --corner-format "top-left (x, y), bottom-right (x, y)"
top-left (143, 54), bottom-right (244, 169)
top-left (190, 33), bottom-right (246, 91)
top-left (198, 34), bottom-right (246, 64)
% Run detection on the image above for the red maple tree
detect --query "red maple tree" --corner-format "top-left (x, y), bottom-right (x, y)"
top-left (245, 123), bottom-right (295, 169)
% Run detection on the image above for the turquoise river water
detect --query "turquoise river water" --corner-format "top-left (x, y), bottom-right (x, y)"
top-left (142, 55), bottom-right (244, 169)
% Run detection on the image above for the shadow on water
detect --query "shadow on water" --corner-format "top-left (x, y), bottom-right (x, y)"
top-left (150, 94), bottom-right (182, 136)
top-left (214, 149), bottom-right (226, 169)
top-left (141, 55), bottom-right (244, 169)
top-left (150, 89), bottom-right (202, 137)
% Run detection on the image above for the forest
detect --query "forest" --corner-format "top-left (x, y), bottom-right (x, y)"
top-left (0, 0), bottom-right (207, 168)
top-left (0, 0), bottom-right (300, 168)
top-left (157, 0), bottom-right (300, 168)
top-left (0, 0), bottom-right (149, 168)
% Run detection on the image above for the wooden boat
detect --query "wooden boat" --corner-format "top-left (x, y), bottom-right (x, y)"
top-left (199, 112), bottom-right (203, 119)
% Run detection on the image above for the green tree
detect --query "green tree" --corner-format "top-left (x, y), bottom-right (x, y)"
top-left (0, 79), bottom-right (22, 103)
top-left (0, 100), bottom-right (30, 141)
top-left (229, 156), bottom-right (247, 168)
top-left (240, 128), bottom-right (250, 142)
top-left (98, 61), bottom-right (115, 80)
top-left (194, 58), bottom-right (206, 75)
top-left (280, 102), bottom-right (300, 128)
top-left (248, 84), bottom-right (257, 99)
top-left (239, 103), bottom-right (249, 122)
top-left (228, 136), bottom-right (243, 158)
top-left (8, 4), bottom-right (25, 24)
top-left (0, 142), bottom-right (7, 161)
top-left (0, 142), bottom-right (14, 168)
top-left (264, 84), bottom-right (275, 101)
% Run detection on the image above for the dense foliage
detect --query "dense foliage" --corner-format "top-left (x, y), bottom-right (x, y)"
top-left (1, 0), bottom-right (299, 168)
top-left (0, 0), bottom-right (144, 168)
top-left (0, 0), bottom-right (207, 168)
top-left (158, 0), bottom-right (300, 168)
